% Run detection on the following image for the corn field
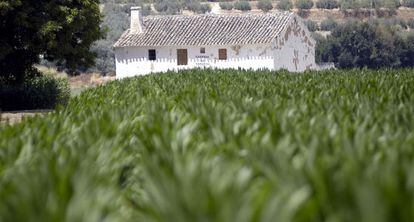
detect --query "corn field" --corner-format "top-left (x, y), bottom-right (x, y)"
top-left (1, 69), bottom-right (414, 222)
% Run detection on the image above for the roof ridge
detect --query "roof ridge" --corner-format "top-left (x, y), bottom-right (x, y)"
top-left (144, 11), bottom-right (293, 20)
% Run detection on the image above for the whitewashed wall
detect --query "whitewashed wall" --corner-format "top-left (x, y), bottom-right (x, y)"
top-left (272, 17), bottom-right (316, 72)
top-left (114, 17), bottom-right (316, 78)
top-left (115, 44), bottom-right (275, 78)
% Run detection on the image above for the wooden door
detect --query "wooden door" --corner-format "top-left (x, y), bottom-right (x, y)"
top-left (219, 49), bottom-right (227, 60)
top-left (177, 49), bottom-right (188, 66)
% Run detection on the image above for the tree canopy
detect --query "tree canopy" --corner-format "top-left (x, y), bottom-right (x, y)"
top-left (317, 21), bottom-right (414, 68)
top-left (0, 0), bottom-right (104, 84)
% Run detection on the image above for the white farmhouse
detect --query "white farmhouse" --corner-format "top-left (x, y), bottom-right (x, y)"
top-left (114, 7), bottom-right (317, 78)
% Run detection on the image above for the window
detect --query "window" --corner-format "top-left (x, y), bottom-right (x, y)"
top-left (219, 49), bottom-right (227, 60)
top-left (148, 49), bottom-right (156, 61)
top-left (200, 47), bottom-right (206, 54)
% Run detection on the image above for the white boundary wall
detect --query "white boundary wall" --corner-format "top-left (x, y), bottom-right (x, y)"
top-left (115, 44), bottom-right (275, 78)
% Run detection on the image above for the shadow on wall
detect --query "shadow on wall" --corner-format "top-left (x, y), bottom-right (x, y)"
top-left (117, 56), bottom-right (275, 64)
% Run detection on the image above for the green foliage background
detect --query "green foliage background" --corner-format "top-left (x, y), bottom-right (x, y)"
top-left (0, 74), bottom-right (70, 111)
top-left (0, 0), bottom-right (103, 83)
top-left (1, 69), bottom-right (414, 221)
top-left (316, 21), bottom-right (414, 68)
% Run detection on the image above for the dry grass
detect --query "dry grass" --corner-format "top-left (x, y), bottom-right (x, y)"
top-left (35, 65), bottom-right (115, 90)
top-left (0, 110), bottom-right (51, 125)
top-left (35, 65), bottom-right (68, 79)
top-left (69, 73), bottom-right (115, 89)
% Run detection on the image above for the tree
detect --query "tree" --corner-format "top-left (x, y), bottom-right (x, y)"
top-left (154, 0), bottom-right (182, 14)
top-left (88, 3), bottom-right (130, 75)
top-left (318, 21), bottom-right (398, 68)
top-left (316, 0), bottom-right (340, 9)
top-left (277, 0), bottom-right (294, 10)
top-left (320, 18), bottom-right (338, 31)
top-left (408, 19), bottom-right (414, 29)
top-left (187, 1), bottom-right (203, 12)
top-left (257, 0), bottom-right (274, 12)
top-left (200, 4), bottom-right (212, 14)
top-left (395, 33), bottom-right (414, 67)
top-left (402, 0), bottom-right (414, 7)
top-left (187, 1), bottom-right (212, 14)
top-left (234, 1), bottom-right (252, 11)
top-left (295, 0), bottom-right (314, 9)
top-left (219, 2), bottom-right (234, 10)
top-left (0, 0), bottom-right (104, 84)
top-left (305, 20), bottom-right (318, 32)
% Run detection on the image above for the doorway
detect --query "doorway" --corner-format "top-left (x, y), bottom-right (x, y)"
top-left (177, 49), bottom-right (188, 66)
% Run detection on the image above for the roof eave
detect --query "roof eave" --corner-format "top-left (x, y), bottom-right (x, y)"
top-left (113, 41), bottom-right (276, 48)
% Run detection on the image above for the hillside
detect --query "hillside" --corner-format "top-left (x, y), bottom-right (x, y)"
top-left (100, 0), bottom-right (414, 21)
top-left (1, 69), bottom-right (414, 221)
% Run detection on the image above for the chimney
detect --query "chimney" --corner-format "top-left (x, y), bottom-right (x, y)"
top-left (130, 6), bottom-right (144, 34)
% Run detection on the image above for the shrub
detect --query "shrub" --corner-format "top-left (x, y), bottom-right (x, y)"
top-left (305, 20), bottom-right (318, 31)
top-left (376, 0), bottom-right (400, 9)
top-left (0, 75), bottom-right (70, 111)
top-left (320, 18), bottom-right (339, 30)
top-left (187, 2), bottom-right (212, 14)
top-left (277, 0), bottom-right (294, 10)
top-left (141, 4), bottom-right (152, 16)
top-left (234, 1), bottom-right (252, 11)
top-left (200, 4), bottom-right (212, 13)
top-left (219, 2), bottom-right (234, 10)
top-left (339, 0), bottom-right (371, 10)
top-left (408, 19), bottom-right (414, 29)
top-left (396, 33), bottom-right (414, 67)
top-left (187, 1), bottom-right (201, 12)
top-left (377, 18), bottom-right (408, 29)
top-left (154, 0), bottom-right (182, 14)
top-left (295, 0), bottom-right (314, 9)
top-left (257, 0), bottom-right (274, 12)
top-left (367, 18), bottom-right (409, 30)
top-left (316, 0), bottom-right (340, 9)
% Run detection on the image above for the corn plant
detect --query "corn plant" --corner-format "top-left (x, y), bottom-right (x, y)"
top-left (1, 69), bottom-right (414, 222)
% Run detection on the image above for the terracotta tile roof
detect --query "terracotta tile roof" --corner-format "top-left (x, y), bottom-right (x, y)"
top-left (114, 12), bottom-right (294, 47)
